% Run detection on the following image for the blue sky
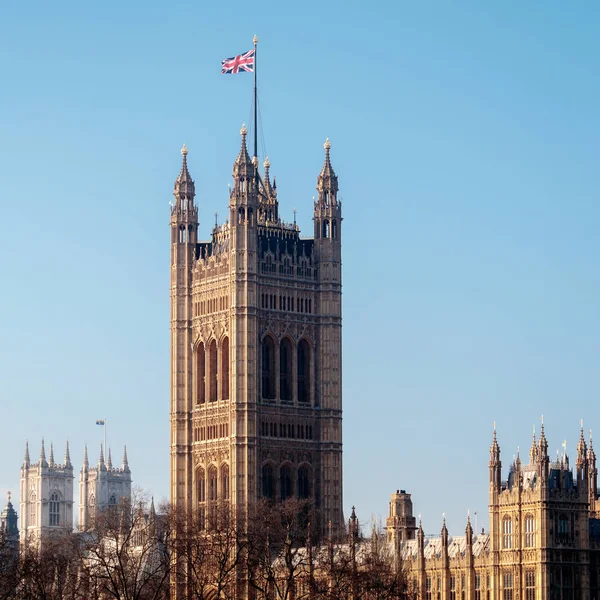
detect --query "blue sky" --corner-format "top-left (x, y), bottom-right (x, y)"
top-left (1, 1), bottom-right (599, 536)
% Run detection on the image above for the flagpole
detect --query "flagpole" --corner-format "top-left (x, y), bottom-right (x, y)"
top-left (253, 34), bottom-right (258, 161)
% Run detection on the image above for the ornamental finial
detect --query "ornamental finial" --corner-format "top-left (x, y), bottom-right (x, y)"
top-left (264, 156), bottom-right (270, 169)
top-left (253, 34), bottom-right (258, 45)
top-left (324, 138), bottom-right (331, 151)
top-left (240, 123), bottom-right (247, 137)
top-left (181, 144), bottom-right (188, 156)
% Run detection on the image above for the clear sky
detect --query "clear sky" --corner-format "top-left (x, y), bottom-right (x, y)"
top-left (1, 1), bottom-right (599, 536)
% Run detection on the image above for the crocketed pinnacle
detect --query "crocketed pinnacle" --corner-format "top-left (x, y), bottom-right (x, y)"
top-left (98, 443), bottom-right (105, 469)
top-left (529, 425), bottom-right (538, 464)
top-left (589, 430), bottom-right (596, 463)
top-left (263, 157), bottom-right (274, 197)
top-left (40, 438), bottom-right (48, 468)
top-left (64, 440), bottom-right (72, 468)
top-left (490, 424), bottom-right (500, 462)
top-left (49, 442), bottom-right (55, 467)
top-left (578, 420), bottom-right (587, 456)
top-left (122, 445), bottom-right (130, 472)
top-left (234, 124), bottom-right (253, 170)
top-left (107, 447), bottom-right (113, 469)
top-left (539, 417), bottom-right (549, 456)
top-left (82, 444), bottom-right (89, 470)
top-left (24, 441), bottom-right (30, 467)
top-left (317, 137), bottom-right (338, 195)
top-left (174, 144), bottom-right (195, 198)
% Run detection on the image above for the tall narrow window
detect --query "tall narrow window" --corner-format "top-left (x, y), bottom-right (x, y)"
top-left (450, 576), bottom-right (456, 600)
top-left (297, 466), bottom-right (311, 499)
top-left (525, 571), bottom-right (535, 600)
top-left (262, 464), bottom-right (274, 500)
top-left (209, 340), bottom-right (217, 402)
top-left (221, 337), bottom-right (230, 400)
top-left (108, 495), bottom-right (116, 506)
top-left (280, 338), bottom-right (292, 401)
top-left (196, 342), bottom-right (205, 404)
top-left (525, 515), bottom-right (535, 547)
top-left (332, 220), bottom-right (337, 239)
top-left (475, 574), bottom-right (481, 600)
top-left (262, 336), bottom-right (276, 399)
top-left (29, 492), bottom-right (36, 526)
top-left (502, 516), bottom-right (513, 549)
top-left (503, 573), bottom-right (513, 600)
top-left (426, 576), bottom-right (432, 600)
top-left (197, 468), bottom-right (206, 503)
top-left (221, 464), bottom-right (229, 501)
top-left (209, 467), bottom-right (218, 502)
top-left (298, 339), bottom-right (310, 404)
top-left (49, 492), bottom-right (60, 526)
top-left (280, 465), bottom-right (293, 501)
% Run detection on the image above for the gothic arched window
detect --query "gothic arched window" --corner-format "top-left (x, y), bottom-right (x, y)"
top-left (196, 342), bottom-right (205, 405)
top-left (332, 220), bottom-right (338, 239)
top-left (262, 464), bottom-right (274, 500)
top-left (221, 337), bottom-right (230, 400)
top-left (298, 339), bottom-right (311, 404)
top-left (502, 516), bottom-right (512, 549)
top-left (108, 495), bottom-right (117, 506)
top-left (262, 336), bottom-right (276, 399)
top-left (280, 338), bottom-right (292, 402)
top-left (49, 492), bottom-right (60, 526)
top-left (197, 468), bottom-right (206, 503)
top-left (280, 465), bottom-right (293, 501)
top-left (221, 464), bottom-right (229, 501)
top-left (525, 515), bottom-right (535, 547)
top-left (208, 466), bottom-right (218, 502)
top-left (209, 340), bottom-right (218, 402)
top-left (297, 466), bottom-right (311, 499)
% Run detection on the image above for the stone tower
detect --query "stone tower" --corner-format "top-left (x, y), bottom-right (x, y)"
top-left (19, 440), bottom-right (74, 543)
top-left (79, 444), bottom-right (131, 530)
top-left (0, 492), bottom-right (19, 546)
top-left (170, 129), bottom-right (343, 531)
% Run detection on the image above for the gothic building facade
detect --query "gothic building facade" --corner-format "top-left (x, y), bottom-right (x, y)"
top-left (19, 440), bottom-right (74, 542)
top-left (79, 444), bottom-right (132, 530)
top-left (170, 127), bottom-right (343, 530)
top-left (389, 425), bottom-right (600, 600)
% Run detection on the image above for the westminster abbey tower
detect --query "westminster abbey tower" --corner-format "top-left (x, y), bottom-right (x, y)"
top-left (170, 127), bottom-right (343, 531)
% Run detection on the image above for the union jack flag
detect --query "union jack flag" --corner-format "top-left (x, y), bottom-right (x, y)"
top-left (221, 49), bottom-right (255, 74)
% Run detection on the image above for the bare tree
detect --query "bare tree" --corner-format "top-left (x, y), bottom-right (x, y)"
top-left (80, 492), bottom-right (170, 600)
top-left (246, 498), bottom-right (316, 600)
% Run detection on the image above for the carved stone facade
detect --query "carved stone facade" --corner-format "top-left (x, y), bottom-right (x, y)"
top-left (79, 444), bottom-right (132, 530)
top-left (169, 129), bottom-right (343, 531)
top-left (390, 425), bottom-right (600, 600)
top-left (19, 440), bottom-right (73, 543)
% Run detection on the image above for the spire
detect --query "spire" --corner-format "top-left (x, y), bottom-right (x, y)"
top-left (149, 496), bottom-right (156, 521)
top-left (64, 440), bottom-right (72, 468)
top-left (82, 444), bottom-right (89, 471)
top-left (539, 415), bottom-right (548, 456)
top-left (262, 157), bottom-right (274, 198)
top-left (107, 447), bottom-right (113, 470)
top-left (489, 423), bottom-right (502, 490)
top-left (122, 445), bottom-right (130, 472)
top-left (98, 444), bottom-right (105, 469)
top-left (589, 430), bottom-right (596, 463)
top-left (578, 419), bottom-right (588, 463)
top-left (529, 425), bottom-right (538, 464)
top-left (441, 515), bottom-right (449, 545)
top-left (174, 144), bottom-right (195, 200)
top-left (466, 511), bottom-right (473, 540)
top-left (233, 124), bottom-right (254, 173)
top-left (317, 138), bottom-right (338, 198)
top-left (24, 441), bottom-right (30, 467)
top-left (349, 506), bottom-right (359, 540)
top-left (40, 438), bottom-right (48, 468)
top-left (49, 442), bottom-right (55, 467)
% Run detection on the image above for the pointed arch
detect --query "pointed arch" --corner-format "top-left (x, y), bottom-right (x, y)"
top-left (221, 336), bottom-right (230, 400)
top-left (209, 340), bottom-right (218, 402)
top-left (297, 464), bottom-right (312, 499)
top-left (280, 337), bottom-right (293, 402)
top-left (221, 463), bottom-right (230, 502)
top-left (197, 468), bottom-right (206, 503)
top-left (208, 466), bottom-right (218, 502)
top-left (29, 491), bottom-right (37, 526)
top-left (262, 335), bottom-right (276, 399)
top-left (298, 339), bottom-right (311, 404)
top-left (196, 342), bottom-right (205, 405)
top-left (280, 463), bottom-right (293, 501)
top-left (49, 491), bottom-right (60, 526)
top-left (262, 463), bottom-right (275, 500)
